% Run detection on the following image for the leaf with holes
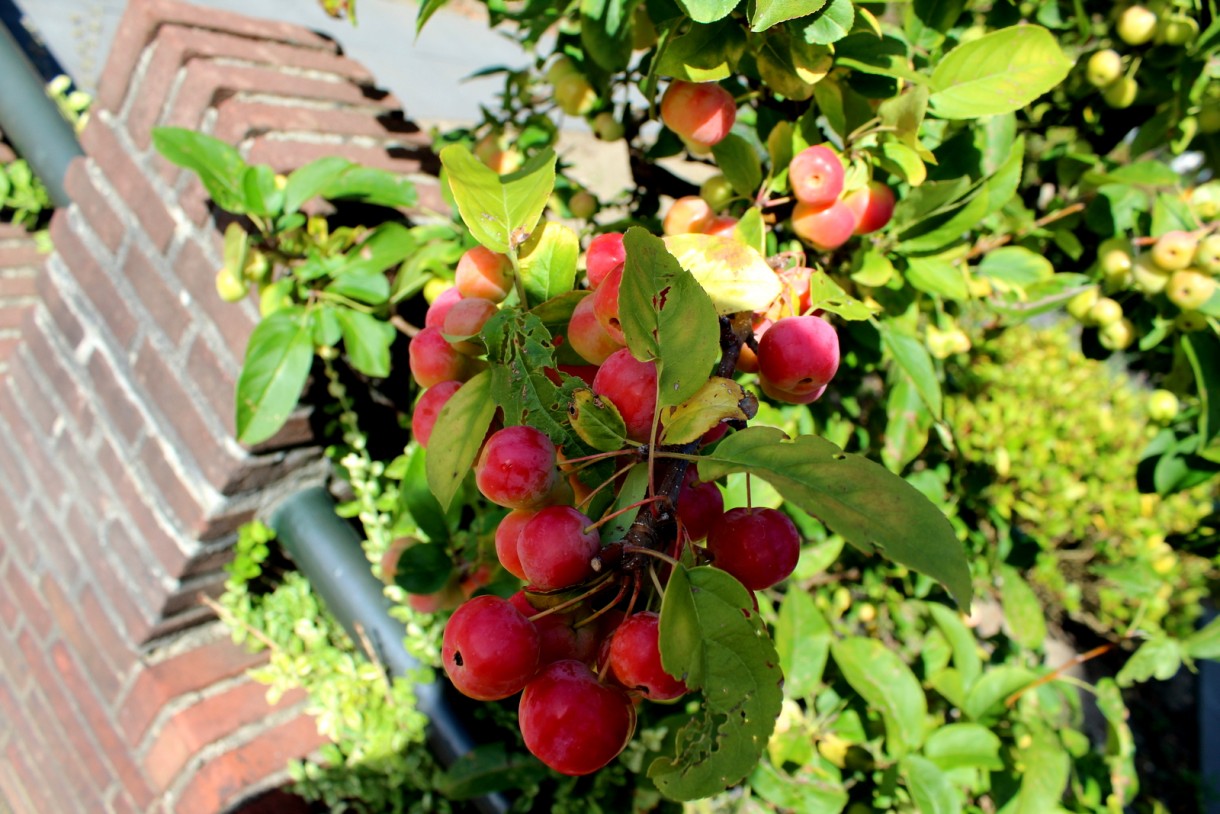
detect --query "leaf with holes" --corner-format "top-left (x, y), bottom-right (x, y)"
top-left (652, 565), bottom-right (784, 800)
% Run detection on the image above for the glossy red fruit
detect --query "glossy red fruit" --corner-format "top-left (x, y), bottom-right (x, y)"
top-left (442, 595), bottom-right (540, 700)
top-left (789, 145), bottom-right (845, 209)
top-left (842, 181), bottom-right (896, 235)
top-left (424, 286), bottom-right (463, 329)
top-left (591, 265), bottom-right (627, 345)
top-left (456, 245), bottom-right (514, 302)
top-left (662, 195), bottom-right (715, 236)
top-left (586, 232), bottom-right (626, 289)
top-left (495, 509), bottom-right (535, 581)
top-left (756, 315), bottom-right (840, 398)
top-left (592, 348), bottom-right (659, 442)
top-left (517, 506), bottom-right (602, 591)
top-left (676, 470), bottom-right (724, 542)
top-left (608, 612), bottom-right (687, 701)
top-left (568, 294), bottom-right (623, 365)
top-left (706, 507), bottom-right (801, 590)
top-left (409, 326), bottom-right (477, 388)
top-left (412, 381), bottom-right (463, 448)
top-left (759, 377), bottom-right (828, 405)
top-left (475, 426), bottom-right (561, 510)
top-left (442, 296), bottom-right (498, 356)
top-left (511, 593), bottom-right (600, 666)
top-left (659, 80), bottom-right (736, 148)
top-left (519, 660), bottom-right (637, 776)
top-left (791, 199), bottom-right (859, 251)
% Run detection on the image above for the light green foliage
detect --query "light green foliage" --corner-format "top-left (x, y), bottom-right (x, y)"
top-left (947, 327), bottom-right (1216, 637)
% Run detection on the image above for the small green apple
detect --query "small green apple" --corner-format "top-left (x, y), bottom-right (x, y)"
top-left (1088, 296), bottom-right (1124, 327)
top-left (1102, 76), bottom-right (1139, 109)
top-left (1067, 287), bottom-right (1101, 323)
top-left (215, 266), bottom-right (248, 302)
top-left (1086, 50), bottom-right (1123, 88)
top-left (1193, 234), bottom-right (1220, 275)
top-left (1099, 317), bottom-right (1135, 351)
top-left (1157, 14), bottom-right (1198, 46)
top-left (1166, 269), bottom-right (1216, 310)
top-left (1116, 5), bottom-right (1158, 45)
top-left (1132, 256), bottom-right (1171, 294)
top-left (568, 190), bottom-right (598, 220)
top-left (1175, 310), bottom-right (1208, 332)
top-left (700, 174), bottom-right (735, 212)
top-left (1147, 389), bottom-right (1180, 424)
top-left (1152, 230), bottom-right (1201, 271)
top-left (591, 111), bottom-right (624, 142)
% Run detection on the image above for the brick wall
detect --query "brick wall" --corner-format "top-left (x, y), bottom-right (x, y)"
top-left (0, 0), bottom-right (440, 810)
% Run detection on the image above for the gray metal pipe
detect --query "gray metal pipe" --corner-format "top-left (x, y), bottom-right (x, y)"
top-left (0, 19), bottom-right (82, 208)
top-left (272, 487), bottom-right (512, 814)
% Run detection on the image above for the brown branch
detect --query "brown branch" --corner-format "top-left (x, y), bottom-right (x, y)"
top-left (964, 202), bottom-right (1087, 261)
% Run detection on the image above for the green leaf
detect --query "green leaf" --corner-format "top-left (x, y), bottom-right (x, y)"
top-left (1094, 678), bottom-right (1138, 804)
top-left (235, 308), bottom-right (315, 445)
top-left (928, 26), bottom-right (1072, 119)
top-left (568, 388), bottom-right (630, 451)
top-left (976, 246), bottom-right (1054, 287)
top-left (620, 228), bottom-right (721, 408)
top-left (341, 222), bottom-right (418, 277)
top-left (927, 603), bottom-right (981, 689)
top-left (699, 427), bottom-right (969, 607)
top-left (311, 305), bottom-right (342, 348)
top-left (755, 29), bottom-right (833, 101)
top-left (601, 463), bottom-right (649, 543)
top-left (392, 541), bottom-right (452, 594)
top-left (878, 322), bottom-right (943, 418)
top-left (711, 134), bottom-right (764, 196)
top-left (998, 565), bottom-right (1047, 650)
top-left (799, 0), bottom-right (854, 44)
top-left (399, 445), bottom-right (452, 543)
top-left (656, 19), bottom-right (747, 81)
top-left (651, 566), bottom-right (783, 800)
top-left (1116, 637), bottom-right (1182, 687)
top-left (748, 760), bottom-right (848, 813)
top-left (900, 755), bottom-right (962, 814)
top-left (415, 0), bottom-right (452, 33)
top-left (1184, 616), bottom-right (1220, 660)
top-left (832, 637), bottom-right (927, 757)
top-left (152, 127), bottom-right (249, 212)
top-left (336, 309), bottom-right (395, 378)
top-left (439, 144), bottom-right (556, 254)
top-left (1003, 733), bottom-right (1070, 814)
top-left (905, 256), bottom-right (969, 300)
top-left (321, 165), bottom-right (418, 209)
top-left (425, 370), bottom-right (496, 512)
top-left (675, 0), bottom-right (741, 24)
top-left (435, 743), bottom-right (548, 800)
top-left (517, 221), bottom-right (580, 307)
top-left (581, 0), bottom-right (639, 71)
top-left (734, 208), bottom-right (767, 255)
top-left (962, 665), bottom-right (1036, 723)
top-left (883, 373), bottom-right (931, 472)
top-left (923, 723), bottom-right (1004, 771)
top-left (222, 222), bottom-right (249, 278)
top-left (326, 272), bottom-right (391, 306)
top-left (241, 164), bottom-right (283, 217)
top-left (751, 0), bottom-right (827, 31)
top-left (283, 156), bottom-right (353, 214)
top-left (1182, 331), bottom-right (1220, 458)
top-left (774, 589), bottom-right (830, 698)
top-left (662, 233), bottom-right (782, 314)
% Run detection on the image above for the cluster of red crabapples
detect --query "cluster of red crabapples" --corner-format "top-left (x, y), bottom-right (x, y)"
top-left (407, 231), bottom-right (841, 776)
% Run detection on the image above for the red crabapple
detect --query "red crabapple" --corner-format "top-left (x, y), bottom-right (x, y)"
top-left (475, 426), bottom-right (561, 510)
top-left (412, 380), bottom-right (463, 448)
top-left (442, 595), bottom-right (540, 700)
top-left (442, 297), bottom-right (498, 355)
top-left (424, 286), bottom-right (463, 329)
top-left (517, 506), bottom-right (602, 591)
top-left (592, 349), bottom-right (659, 442)
top-left (586, 233), bottom-right (626, 289)
top-left (706, 507), bottom-right (801, 590)
top-left (788, 145), bottom-right (845, 209)
top-left (842, 181), bottom-right (896, 235)
top-left (701, 215), bottom-right (739, 238)
top-left (660, 80), bottom-right (736, 148)
top-left (519, 660), bottom-right (636, 776)
top-left (759, 377), bottom-right (828, 405)
top-left (791, 199), bottom-right (859, 251)
top-left (1151, 230), bottom-right (1200, 272)
top-left (662, 195), bottom-right (714, 236)
top-left (495, 509), bottom-right (535, 581)
top-left (591, 265), bottom-right (627, 345)
top-left (676, 470), bottom-right (724, 542)
top-left (510, 593), bottom-right (599, 666)
top-left (409, 327), bottom-right (478, 388)
top-left (568, 295), bottom-right (623, 365)
top-left (456, 245), bottom-right (514, 302)
top-left (608, 611), bottom-right (687, 701)
top-left (757, 315), bottom-right (840, 396)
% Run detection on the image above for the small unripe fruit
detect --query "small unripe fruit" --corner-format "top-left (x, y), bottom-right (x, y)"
top-left (215, 266), bottom-right (248, 302)
top-left (1116, 5), bottom-right (1158, 46)
top-left (1099, 317), bottom-right (1135, 351)
top-left (591, 111), bottom-right (624, 142)
top-left (660, 80), bottom-right (736, 149)
top-left (1148, 389), bottom-right (1180, 424)
top-left (1088, 297), bottom-right (1124, 328)
top-left (1157, 14), bottom-right (1198, 45)
top-left (1086, 50), bottom-right (1123, 89)
top-left (1195, 235), bottom-right (1220, 274)
top-left (1132, 257), bottom-right (1171, 294)
top-left (474, 132), bottom-right (523, 175)
top-left (663, 196), bottom-right (714, 235)
top-left (1166, 269), bottom-right (1216, 310)
top-left (1102, 76), bottom-right (1138, 109)
top-left (700, 174), bottom-right (735, 212)
top-left (1097, 237), bottom-right (1134, 286)
top-left (569, 190), bottom-right (598, 220)
top-left (1175, 310), bottom-right (1208, 332)
top-left (1067, 287), bottom-right (1100, 323)
top-left (555, 73), bottom-right (597, 116)
top-left (1151, 231), bottom-right (1200, 271)
top-left (456, 246), bottom-right (515, 302)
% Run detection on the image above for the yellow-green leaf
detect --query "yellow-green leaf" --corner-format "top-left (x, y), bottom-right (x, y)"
top-left (660, 377), bottom-right (757, 444)
top-left (662, 233), bottom-right (782, 314)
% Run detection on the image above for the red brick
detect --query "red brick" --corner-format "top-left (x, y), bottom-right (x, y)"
top-left (36, 255), bottom-right (87, 351)
top-left (212, 99), bottom-right (428, 148)
top-left (3, 360), bottom-right (54, 437)
top-left (137, 439), bottom-right (210, 535)
top-left (5, 738), bottom-right (78, 814)
top-left (175, 238), bottom-right (256, 359)
top-left (184, 335), bottom-right (237, 437)
top-left (79, 585), bottom-right (137, 674)
top-left (127, 238), bottom-right (194, 347)
top-left (1, 391), bottom-right (70, 502)
top-left (42, 576), bottom-right (126, 700)
top-left (175, 711), bottom-right (326, 814)
top-left (63, 158), bottom-right (128, 255)
top-left (96, 441), bottom-right (191, 579)
top-left (16, 632), bottom-right (114, 796)
top-left (19, 314), bottom-right (94, 443)
top-left (0, 411), bottom-right (35, 527)
top-left (86, 349), bottom-right (146, 445)
top-left (0, 269), bottom-right (37, 300)
top-left (118, 631), bottom-right (268, 745)
top-left (90, 523), bottom-right (160, 644)
top-left (1, 558), bottom-right (52, 638)
top-left (80, 117), bottom-right (176, 253)
top-left (244, 135), bottom-right (426, 178)
top-left (98, 0), bottom-right (337, 114)
top-left (126, 25), bottom-right (374, 149)
top-left (49, 642), bottom-right (156, 806)
top-left (0, 306), bottom-right (32, 332)
top-left (48, 217), bottom-right (140, 350)
top-left (0, 335), bottom-right (22, 366)
top-left (0, 242), bottom-right (43, 270)
top-left (142, 678), bottom-right (305, 788)
top-left (0, 759), bottom-right (38, 814)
